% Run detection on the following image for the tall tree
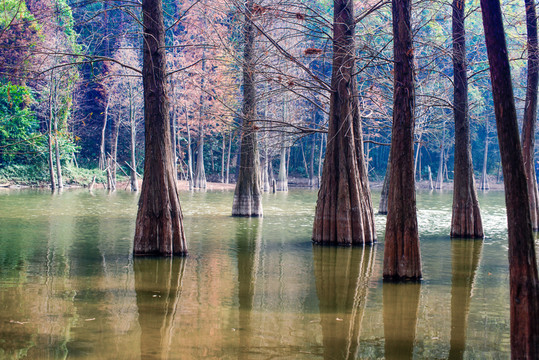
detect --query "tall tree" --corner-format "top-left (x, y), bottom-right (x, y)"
top-left (480, 0), bottom-right (539, 356)
top-left (450, 0), bottom-right (483, 238)
top-left (521, 0), bottom-right (539, 231)
top-left (383, 0), bottom-right (422, 280)
top-left (232, 0), bottom-right (262, 217)
top-left (312, 0), bottom-right (376, 245)
top-left (134, 0), bottom-right (187, 255)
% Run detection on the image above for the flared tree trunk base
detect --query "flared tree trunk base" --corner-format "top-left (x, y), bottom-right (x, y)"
top-left (450, 202), bottom-right (483, 238)
top-left (232, 194), bottom-right (263, 217)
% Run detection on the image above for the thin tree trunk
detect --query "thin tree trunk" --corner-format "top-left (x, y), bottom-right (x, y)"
top-left (480, 123), bottom-right (489, 190)
top-left (134, 0), bottom-right (187, 256)
top-left (451, 0), bottom-right (483, 238)
top-left (312, 0), bottom-right (376, 245)
top-left (99, 94), bottom-right (111, 171)
top-left (194, 128), bottom-right (206, 189)
top-left (226, 129), bottom-right (232, 184)
top-left (276, 136), bottom-right (288, 191)
top-left (53, 85), bottom-right (63, 189)
top-left (111, 106), bottom-right (120, 189)
top-left (383, 0), bottom-right (422, 280)
top-left (378, 158), bottom-right (390, 215)
top-left (318, 133), bottom-right (325, 188)
top-left (522, 0), bottom-right (539, 231)
top-left (309, 133), bottom-right (316, 187)
top-left (185, 108), bottom-right (194, 190)
top-left (232, 0), bottom-right (262, 217)
top-left (129, 83), bottom-right (139, 192)
top-left (436, 122), bottom-right (446, 190)
top-left (48, 82), bottom-right (56, 191)
top-left (480, 0), bottom-right (539, 356)
top-left (413, 132), bottom-right (422, 181)
top-left (221, 132), bottom-right (226, 183)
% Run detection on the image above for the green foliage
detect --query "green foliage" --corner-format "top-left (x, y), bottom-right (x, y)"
top-left (0, 0), bottom-right (35, 27)
top-left (0, 163), bottom-right (49, 184)
top-left (0, 82), bottom-right (44, 164)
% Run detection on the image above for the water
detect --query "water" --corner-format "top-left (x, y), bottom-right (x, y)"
top-left (0, 188), bottom-right (527, 359)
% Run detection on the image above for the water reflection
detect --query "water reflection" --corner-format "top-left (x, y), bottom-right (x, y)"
top-left (313, 245), bottom-right (376, 359)
top-left (383, 282), bottom-right (421, 360)
top-left (134, 257), bottom-right (186, 359)
top-left (235, 218), bottom-right (262, 359)
top-left (449, 239), bottom-right (483, 359)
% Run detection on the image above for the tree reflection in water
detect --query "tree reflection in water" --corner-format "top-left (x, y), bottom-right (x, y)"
top-left (449, 239), bottom-right (482, 359)
top-left (134, 257), bottom-right (186, 360)
top-left (313, 245), bottom-right (376, 359)
top-left (383, 281), bottom-right (421, 360)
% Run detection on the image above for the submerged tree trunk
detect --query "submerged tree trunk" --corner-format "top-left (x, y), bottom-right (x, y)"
top-left (451, 0), bottom-right (483, 238)
top-left (480, 0), bottom-right (539, 356)
top-left (383, 0), bottom-right (422, 280)
top-left (134, 0), bottom-right (187, 256)
top-left (312, 0), bottom-right (376, 245)
top-left (522, 0), bottom-right (539, 231)
top-left (232, 0), bottom-right (262, 217)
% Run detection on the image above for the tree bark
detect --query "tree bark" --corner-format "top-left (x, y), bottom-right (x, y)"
top-left (383, 0), bottom-right (421, 280)
top-left (111, 108), bottom-right (120, 189)
top-left (312, 0), bottom-right (376, 245)
top-left (436, 122), bottom-right (446, 190)
top-left (450, 0), bottom-right (483, 238)
top-left (47, 77), bottom-right (56, 191)
top-left (522, 0), bottom-right (539, 231)
top-left (480, 0), bottom-right (539, 356)
top-left (232, 0), bottom-right (262, 217)
top-left (134, 0), bottom-right (187, 256)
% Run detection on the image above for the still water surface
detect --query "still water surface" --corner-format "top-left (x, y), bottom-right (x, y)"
top-left (0, 188), bottom-right (526, 359)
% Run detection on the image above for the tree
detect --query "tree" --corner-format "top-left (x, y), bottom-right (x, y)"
top-left (232, 0), bottom-right (263, 217)
top-left (134, 0), bottom-right (187, 256)
top-left (450, 0), bottom-right (483, 238)
top-left (480, 0), bottom-right (539, 356)
top-left (521, 0), bottom-right (539, 231)
top-left (383, 0), bottom-right (421, 280)
top-left (312, 0), bottom-right (376, 245)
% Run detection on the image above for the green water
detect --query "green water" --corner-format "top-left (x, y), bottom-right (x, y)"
top-left (0, 188), bottom-right (526, 359)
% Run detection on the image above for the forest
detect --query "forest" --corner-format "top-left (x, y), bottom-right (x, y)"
top-left (0, 0), bottom-right (539, 358)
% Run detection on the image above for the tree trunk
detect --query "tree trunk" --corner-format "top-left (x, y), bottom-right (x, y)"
top-left (479, 122), bottom-right (490, 190)
top-left (378, 158), bottom-right (390, 215)
top-left (413, 132), bottom-right (422, 181)
top-left (134, 0), bottom-right (187, 256)
top-left (448, 239), bottom-right (482, 359)
top-left (129, 83), bottom-right (139, 192)
top-left (309, 133), bottom-right (316, 187)
top-left (480, 0), bottom-right (539, 356)
top-left (522, 0), bottom-right (539, 231)
top-left (312, 0), bottom-right (376, 245)
top-left (185, 108), bottom-right (194, 190)
top-left (436, 122), bottom-right (446, 190)
top-left (194, 130), bottom-right (207, 189)
top-left (111, 107), bottom-right (120, 190)
top-left (221, 132), bottom-right (226, 183)
top-left (383, 0), bottom-right (422, 280)
top-left (450, 0), bottom-right (483, 238)
top-left (232, 0), bottom-right (262, 217)
top-left (99, 94), bottom-right (110, 171)
top-left (47, 80), bottom-right (56, 191)
top-left (276, 136), bottom-right (288, 191)
top-left (226, 129), bottom-right (232, 184)
top-left (53, 98), bottom-right (63, 189)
